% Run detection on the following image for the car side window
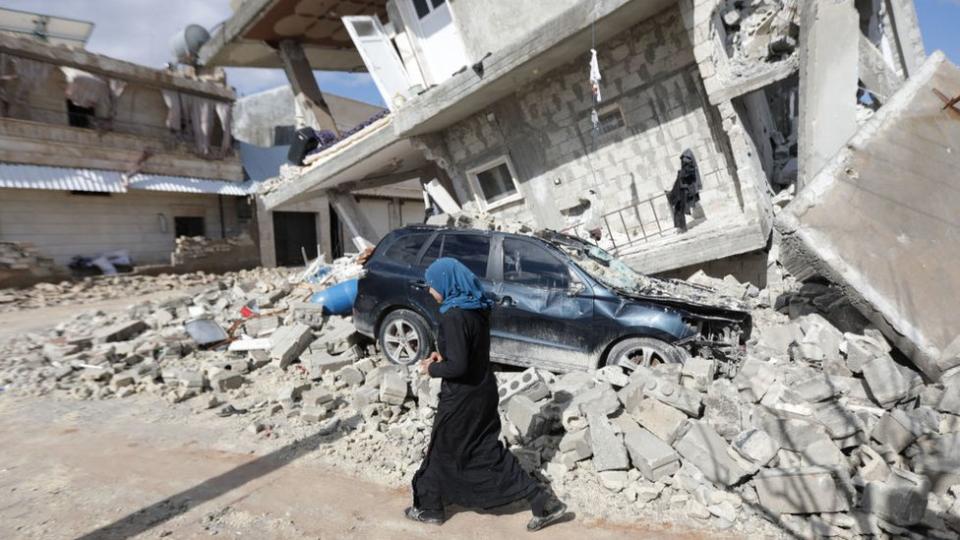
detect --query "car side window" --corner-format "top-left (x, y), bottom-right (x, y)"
top-left (502, 238), bottom-right (570, 290)
top-left (417, 234), bottom-right (443, 268)
top-left (382, 233), bottom-right (430, 265)
top-left (441, 233), bottom-right (490, 278)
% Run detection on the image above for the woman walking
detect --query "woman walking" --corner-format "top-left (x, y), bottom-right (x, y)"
top-left (405, 258), bottom-right (568, 532)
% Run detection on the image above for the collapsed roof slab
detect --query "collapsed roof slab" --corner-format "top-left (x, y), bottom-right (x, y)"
top-left (776, 51), bottom-right (960, 382)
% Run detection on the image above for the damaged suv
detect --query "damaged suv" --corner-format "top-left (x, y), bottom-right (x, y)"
top-left (354, 226), bottom-right (751, 373)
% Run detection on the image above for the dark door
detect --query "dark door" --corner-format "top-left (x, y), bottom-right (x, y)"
top-left (488, 236), bottom-right (594, 371)
top-left (273, 211), bottom-right (318, 266)
top-left (174, 216), bottom-right (205, 238)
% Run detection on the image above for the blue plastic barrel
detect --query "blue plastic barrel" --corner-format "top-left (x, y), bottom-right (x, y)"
top-left (309, 279), bottom-right (358, 315)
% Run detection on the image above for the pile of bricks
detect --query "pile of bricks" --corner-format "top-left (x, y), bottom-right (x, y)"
top-left (170, 233), bottom-right (257, 266)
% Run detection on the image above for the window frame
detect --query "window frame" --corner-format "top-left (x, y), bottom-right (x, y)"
top-left (466, 155), bottom-right (524, 211)
top-left (499, 236), bottom-right (573, 291)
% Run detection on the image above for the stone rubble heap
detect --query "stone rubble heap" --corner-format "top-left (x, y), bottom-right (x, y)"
top-left (0, 241), bottom-right (64, 289)
top-left (170, 233), bottom-right (257, 266)
top-left (1, 268), bottom-right (958, 537)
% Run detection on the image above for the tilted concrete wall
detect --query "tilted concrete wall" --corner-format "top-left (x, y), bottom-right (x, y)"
top-left (420, 6), bottom-right (767, 274)
top-left (777, 52), bottom-right (960, 381)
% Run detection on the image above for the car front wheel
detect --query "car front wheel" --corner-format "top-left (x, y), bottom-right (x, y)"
top-left (378, 309), bottom-right (433, 366)
top-left (607, 337), bottom-right (688, 371)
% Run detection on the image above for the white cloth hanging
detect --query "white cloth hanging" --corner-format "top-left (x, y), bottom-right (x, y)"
top-left (215, 101), bottom-right (232, 154)
top-left (161, 89), bottom-right (181, 130)
top-left (589, 48), bottom-right (602, 103)
top-left (60, 67), bottom-right (109, 110)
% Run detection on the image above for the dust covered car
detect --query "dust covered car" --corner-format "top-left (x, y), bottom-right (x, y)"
top-left (354, 225), bottom-right (751, 373)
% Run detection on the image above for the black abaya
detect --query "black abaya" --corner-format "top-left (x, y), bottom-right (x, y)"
top-left (412, 307), bottom-right (540, 512)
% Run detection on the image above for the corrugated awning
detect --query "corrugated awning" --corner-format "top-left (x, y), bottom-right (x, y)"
top-left (0, 163), bottom-right (251, 196)
top-left (0, 163), bottom-right (126, 192)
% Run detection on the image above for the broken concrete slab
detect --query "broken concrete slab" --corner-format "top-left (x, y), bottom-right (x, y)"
top-left (673, 421), bottom-right (749, 488)
top-left (861, 468), bottom-right (931, 527)
top-left (588, 412), bottom-right (629, 472)
top-left (680, 357), bottom-right (715, 392)
top-left (627, 397), bottom-right (687, 445)
top-left (861, 354), bottom-right (910, 407)
top-left (778, 52), bottom-right (960, 382)
top-left (871, 409), bottom-right (919, 453)
top-left (378, 372), bottom-right (408, 406)
top-left (269, 323), bottom-right (314, 369)
top-left (558, 427), bottom-right (592, 461)
top-left (734, 356), bottom-right (778, 403)
top-left (619, 418), bottom-right (681, 482)
top-left (95, 320), bottom-right (148, 343)
top-left (731, 428), bottom-right (780, 467)
top-left (755, 467), bottom-right (851, 514)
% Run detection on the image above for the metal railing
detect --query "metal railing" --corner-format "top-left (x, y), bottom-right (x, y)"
top-left (564, 191), bottom-right (676, 254)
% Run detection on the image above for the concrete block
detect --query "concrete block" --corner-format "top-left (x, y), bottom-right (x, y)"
top-left (731, 428), bottom-right (780, 467)
top-left (843, 333), bottom-right (887, 373)
top-left (872, 409), bottom-right (918, 453)
top-left (416, 377), bottom-right (441, 408)
top-left (734, 357), bottom-right (778, 402)
top-left (755, 467), bottom-right (851, 514)
top-left (801, 438), bottom-right (846, 468)
top-left (269, 323), bottom-right (314, 369)
top-left (337, 365), bottom-right (364, 386)
top-left (856, 445), bottom-right (892, 483)
top-left (595, 365), bottom-right (629, 388)
top-left (379, 372), bottom-right (408, 406)
top-left (588, 412), bottom-right (629, 472)
top-left (757, 323), bottom-right (802, 352)
top-left (938, 383), bottom-right (960, 415)
top-left (791, 342), bottom-right (826, 363)
top-left (95, 320), bottom-right (148, 343)
top-left (621, 420), bottom-right (681, 481)
top-left (793, 374), bottom-right (839, 402)
top-left (558, 428), bottom-right (592, 461)
top-left (756, 411), bottom-right (834, 452)
top-left (627, 397), bottom-right (687, 445)
top-left (351, 385), bottom-right (380, 410)
top-left (911, 456), bottom-right (960, 495)
top-left (576, 383), bottom-right (621, 416)
top-left (631, 366), bottom-right (701, 416)
top-left (506, 395), bottom-right (544, 439)
top-left (497, 367), bottom-right (542, 403)
top-left (674, 421), bottom-right (750, 487)
top-left (681, 357), bottom-right (716, 391)
top-left (301, 387), bottom-right (334, 407)
top-left (300, 406), bottom-right (328, 423)
top-left (861, 468), bottom-right (930, 526)
top-left (814, 400), bottom-right (864, 440)
top-left (518, 380), bottom-right (550, 402)
top-left (211, 371), bottom-right (243, 392)
top-left (301, 348), bottom-right (352, 378)
top-left (702, 379), bottom-right (742, 441)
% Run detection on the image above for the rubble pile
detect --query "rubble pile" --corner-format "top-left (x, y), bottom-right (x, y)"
top-left (0, 269), bottom-right (272, 313)
top-left (0, 241), bottom-right (64, 289)
top-left (718, 0), bottom-right (799, 70)
top-left (1, 263), bottom-right (957, 537)
top-left (170, 233), bottom-right (257, 267)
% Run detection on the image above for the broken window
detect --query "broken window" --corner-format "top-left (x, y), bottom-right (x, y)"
top-left (174, 216), bottom-right (205, 238)
top-left (468, 156), bottom-right (522, 210)
top-left (502, 238), bottom-right (570, 290)
top-left (595, 103), bottom-right (626, 135)
top-left (383, 232), bottom-right (432, 265)
top-left (66, 100), bottom-right (95, 128)
top-left (440, 233), bottom-right (490, 278)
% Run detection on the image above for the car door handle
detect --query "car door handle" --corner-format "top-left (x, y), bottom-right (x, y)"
top-left (498, 295), bottom-right (514, 307)
top-left (410, 280), bottom-right (428, 290)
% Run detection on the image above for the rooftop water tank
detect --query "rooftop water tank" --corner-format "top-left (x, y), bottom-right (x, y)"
top-left (170, 24), bottom-right (211, 65)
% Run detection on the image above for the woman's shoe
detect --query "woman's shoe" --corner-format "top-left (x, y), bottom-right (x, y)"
top-left (404, 506), bottom-right (445, 525)
top-left (526, 502), bottom-right (568, 532)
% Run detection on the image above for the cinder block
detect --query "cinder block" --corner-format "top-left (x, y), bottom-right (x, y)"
top-left (755, 467), bottom-right (851, 514)
top-left (301, 387), bottom-right (334, 407)
top-left (301, 349), bottom-right (352, 378)
top-left (861, 468), bottom-right (930, 526)
top-left (731, 428), bottom-right (779, 467)
top-left (793, 374), bottom-right (839, 402)
top-left (416, 377), bottom-right (441, 408)
top-left (595, 365), bottom-right (630, 388)
top-left (558, 428), bottom-right (592, 461)
top-left (674, 421), bottom-right (750, 487)
top-left (756, 412), bottom-right (834, 452)
top-left (814, 400), bottom-right (864, 440)
top-left (588, 412), bottom-right (629, 472)
top-left (351, 386), bottom-right (380, 409)
top-left (861, 354), bottom-right (909, 407)
top-left (630, 366), bottom-right (701, 416)
top-left (212, 371), bottom-right (243, 392)
top-left (497, 367), bottom-right (542, 403)
top-left (681, 357), bottom-right (716, 391)
top-left (95, 320), bottom-right (148, 343)
top-left (269, 323), bottom-right (314, 369)
top-left (871, 409), bottom-right (918, 453)
top-left (379, 372), bottom-right (408, 406)
top-left (627, 397), bottom-right (687, 445)
top-left (620, 419), bottom-right (681, 481)
top-left (506, 394), bottom-right (544, 439)
top-left (337, 365), bottom-right (364, 386)
top-left (734, 357), bottom-right (778, 402)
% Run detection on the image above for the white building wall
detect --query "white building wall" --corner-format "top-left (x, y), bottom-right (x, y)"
top-left (0, 189), bottom-right (243, 266)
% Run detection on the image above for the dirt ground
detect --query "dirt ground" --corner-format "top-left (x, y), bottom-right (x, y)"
top-left (0, 300), bottom-right (721, 540)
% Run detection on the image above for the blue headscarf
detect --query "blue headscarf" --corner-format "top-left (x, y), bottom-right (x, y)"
top-left (425, 258), bottom-right (493, 314)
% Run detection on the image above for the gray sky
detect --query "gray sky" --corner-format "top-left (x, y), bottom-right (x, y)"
top-left (0, 0), bottom-right (379, 101)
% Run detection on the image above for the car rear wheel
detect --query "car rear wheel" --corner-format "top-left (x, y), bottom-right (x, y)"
top-left (378, 309), bottom-right (433, 366)
top-left (607, 337), bottom-right (688, 371)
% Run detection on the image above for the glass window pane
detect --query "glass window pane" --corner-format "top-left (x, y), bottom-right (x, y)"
top-left (476, 162), bottom-right (517, 204)
top-left (418, 234), bottom-right (442, 267)
top-left (502, 238), bottom-right (569, 289)
top-left (431, 0), bottom-right (446, 8)
top-left (352, 20), bottom-right (376, 37)
top-left (383, 232), bottom-right (430, 265)
top-left (413, 0), bottom-right (430, 18)
top-left (440, 233), bottom-right (490, 278)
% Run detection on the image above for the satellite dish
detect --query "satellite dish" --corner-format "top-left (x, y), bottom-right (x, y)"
top-left (0, 7), bottom-right (94, 48)
top-left (170, 24), bottom-right (211, 65)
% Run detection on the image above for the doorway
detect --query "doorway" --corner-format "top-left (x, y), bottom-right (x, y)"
top-left (273, 211), bottom-right (318, 267)
top-left (404, 0), bottom-right (469, 84)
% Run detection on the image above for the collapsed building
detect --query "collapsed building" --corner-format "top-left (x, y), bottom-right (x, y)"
top-left (198, 0), bottom-right (953, 383)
